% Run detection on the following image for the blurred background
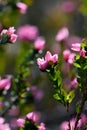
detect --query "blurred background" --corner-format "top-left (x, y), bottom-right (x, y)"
top-left (0, 0), bottom-right (87, 130)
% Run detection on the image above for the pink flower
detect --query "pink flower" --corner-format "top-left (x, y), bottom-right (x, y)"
top-left (26, 112), bottom-right (40, 124)
top-left (34, 36), bottom-right (45, 50)
top-left (9, 34), bottom-right (18, 43)
top-left (37, 58), bottom-right (48, 70)
top-left (1, 27), bottom-right (18, 43)
top-left (68, 53), bottom-right (75, 65)
top-left (80, 49), bottom-right (86, 57)
top-left (7, 27), bottom-right (15, 35)
top-left (71, 43), bottom-right (81, 52)
top-left (30, 86), bottom-right (43, 100)
top-left (55, 27), bottom-right (69, 42)
top-left (17, 25), bottom-right (39, 41)
top-left (8, 106), bottom-right (19, 116)
top-left (63, 50), bottom-right (71, 61)
top-left (38, 123), bottom-right (46, 130)
top-left (17, 118), bottom-right (25, 127)
top-left (0, 77), bottom-right (11, 90)
top-left (60, 118), bottom-right (81, 130)
top-left (45, 51), bottom-right (58, 64)
top-left (0, 117), bottom-right (11, 130)
top-left (70, 78), bottom-right (78, 89)
top-left (60, 1), bottom-right (76, 13)
top-left (16, 2), bottom-right (28, 14)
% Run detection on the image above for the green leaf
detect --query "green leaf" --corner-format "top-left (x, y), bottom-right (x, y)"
top-left (76, 104), bottom-right (80, 114)
top-left (66, 91), bottom-right (75, 103)
top-left (73, 62), bottom-right (81, 68)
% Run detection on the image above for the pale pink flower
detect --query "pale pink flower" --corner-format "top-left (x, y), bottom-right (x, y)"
top-left (0, 117), bottom-right (11, 130)
top-left (7, 27), bottom-right (15, 35)
top-left (60, 118), bottom-right (81, 130)
top-left (34, 36), bottom-right (45, 50)
top-left (17, 25), bottom-right (39, 41)
top-left (63, 50), bottom-right (71, 61)
top-left (55, 27), bottom-right (69, 42)
top-left (80, 49), bottom-right (86, 57)
top-left (68, 53), bottom-right (75, 65)
top-left (71, 43), bottom-right (81, 52)
top-left (1, 27), bottom-right (18, 43)
top-left (45, 51), bottom-right (58, 64)
top-left (9, 34), bottom-right (18, 43)
top-left (1, 29), bottom-right (8, 35)
top-left (38, 123), bottom-right (46, 130)
top-left (17, 118), bottom-right (25, 127)
top-left (16, 2), bottom-right (28, 14)
top-left (26, 112), bottom-right (40, 124)
top-left (0, 77), bottom-right (11, 90)
top-left (37, 58), bottom-right (48, 70)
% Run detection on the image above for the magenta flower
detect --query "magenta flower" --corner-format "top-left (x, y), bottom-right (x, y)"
top-left (34, 36), bottom-right (45, 51)
top-left (55, 27), bottom-right (69, 42)
top-left (71, 43), bottom-right (81, 52)
top-left (70, 78), bottom-right (78, 89)
top-left (80, 49), bottom-right (86, 57)
top-left (45, 51), bottom-right (58, 64)
top-left (63, 49), bottom-right (71, 61)
top-left (16, 2), bottom-right (28, 14)
top-left (1, 27), bottom-right (18, 43)
top-left (8, 106), bottom-right (19, 116)
top-left (17, 118), bottom-right (25, 127)
top-left (60, 1), bottom-right (76, 13)
top-left (17, 25), bottom-right (39, 41)
top-left (37, 58), bottom-right (48, 70)
top-left (0, 77), bottom-right (11, 90)
top-left (38, 123), bottom-right (46, 130)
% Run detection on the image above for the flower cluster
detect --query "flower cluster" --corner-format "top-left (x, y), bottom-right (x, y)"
top-left (17, 112), bottom-right (46, 130)
top-left (37, 51), bottom-right (58, 70)
top-left (0, 27), bottom-right (17, 44)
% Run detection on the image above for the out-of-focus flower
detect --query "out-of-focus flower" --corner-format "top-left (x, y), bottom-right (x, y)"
top-left (10, 118), bottom-right (18, 128)
top-left (38, 123), bottom-right (46, 130)
top-left (30, 86), bottom-right (43, 100)
top-left (45, 51), bottom-right (58, 64)
top-left (16, 2), bottom-right (28, 14)
top-left (70, 78), bottom-right (78, 89)
top-left (60, 1), bottom-right (76, 13)
top-left (0, 77), bottom-right (11, 90)
top-left (55, 27), bottom-right (69, 42)
top-left (65, 36), bottom-right (82, 49)
top-left (63, 49), bottom-right (75, 65)
top-left (81, 114), bottom-right (87, 125)
top-left (63, 50), bottom-right (71, 61)
top-left (26, 112), bottom-right (40, 124)
top-left (37, 58), bottom-right (48, 70)
top-left (0, 117), bottom-right (11, 130)
top-left (17, 25), bottom-right (39, 41)
top-left (34, 36), bottom-right (45, 51)
top-left (71, 43), bottom-right (81, 52)
top-left (0, 27), bottom-right (18, 44)
top-left (67, 53), bottom-right (75, 65)
top-left (60, 118), bottom-right (81, 130)
top-left (8, 106), bottom-right (19, 116)
top-left (17, 118), bottom-right (25, 127)
top-left (80, 49), bottom-right (86, 58)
